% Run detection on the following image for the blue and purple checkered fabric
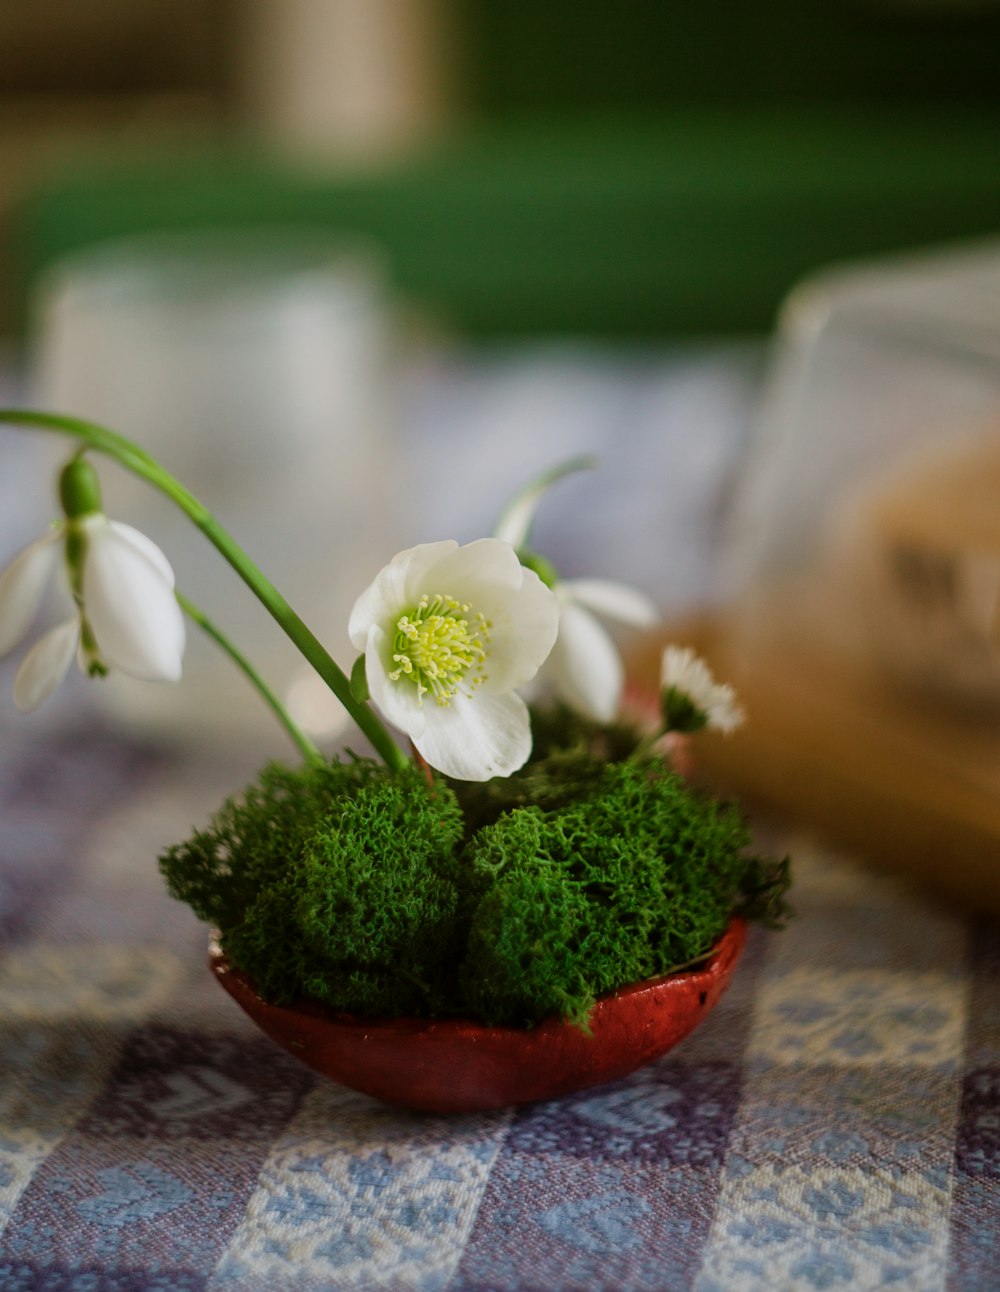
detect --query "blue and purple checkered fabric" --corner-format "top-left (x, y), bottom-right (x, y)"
top-left (1, 721), bottom-right (997, 1291)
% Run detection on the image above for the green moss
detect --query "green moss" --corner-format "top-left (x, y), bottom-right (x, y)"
top-left (458, 761), bottom-right (759, 1027)
top-left (159, 708), bottom-right (791, 1028)
top-left (159, 756), bottom-right (392, 930)
top-left (448, 703), bottom-right (644, 834)
top-left (161, 759), bottom-right (467, 1015)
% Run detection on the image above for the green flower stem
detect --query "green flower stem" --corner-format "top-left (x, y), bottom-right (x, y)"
top-left (493, 453), bottom-right (597, 548)
top-left (175, 589), bottom-right (322, 765)
top-left (0, 408), bottom-right (408, 772)
top-left (627, 731), bottom-right (660, 764)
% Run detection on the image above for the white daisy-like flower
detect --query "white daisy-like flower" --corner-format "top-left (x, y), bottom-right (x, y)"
top-left (659, 644), bottom-right (744, 734)
top-left (348, 538), bottom-right (559, 781)
top-left (0, 515), bottom-right (185, 712)
top-left (494, 459), bottom-right (659, 723)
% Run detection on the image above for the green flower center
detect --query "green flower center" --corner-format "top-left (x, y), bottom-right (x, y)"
top-left (661, 685), bottom-right (708, 734)
top-left (389, 593), bottom-right (490, 705)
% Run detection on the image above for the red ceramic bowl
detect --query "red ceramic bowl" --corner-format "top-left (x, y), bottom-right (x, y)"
top-left (209, 918), bottom-right (746, 1113)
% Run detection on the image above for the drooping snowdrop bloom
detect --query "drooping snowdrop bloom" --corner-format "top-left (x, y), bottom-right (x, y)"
top-left (494, 461), bottom-right (659, 723)
top-left (0, 458), bottom-right (185, 711)
top-left (546, 579), bottom-right (659, 723)
top-left (348, 538), bottom-right (559, 780)
top-left (659, 645), bottom-right (744, 734)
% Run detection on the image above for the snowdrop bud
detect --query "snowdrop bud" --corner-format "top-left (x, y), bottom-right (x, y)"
top-left (59, 457), bottom-right (103, 520)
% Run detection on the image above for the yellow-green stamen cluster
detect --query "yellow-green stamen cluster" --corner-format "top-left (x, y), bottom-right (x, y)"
top-left (389, 593), bottom-right (489, 705)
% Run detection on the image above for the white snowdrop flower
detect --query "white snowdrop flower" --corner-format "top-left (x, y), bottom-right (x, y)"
top-left (494, 457), bottom-right (658, 723)
top-left (348, 538), bottom-right (559, 781)
top-left (547, 578), bottom-right (659, 723)
top-left (659, 644), bottom-right (744, 734)
top-left (0, 459), bottom-right (185, 711)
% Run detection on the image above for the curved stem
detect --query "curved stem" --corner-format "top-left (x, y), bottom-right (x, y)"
top-left (176, 589), bottom-right (322, 765)
top-left (493, 454), bottom-right (597, 549)
top-left (0, 408), bottom-right (408, 772)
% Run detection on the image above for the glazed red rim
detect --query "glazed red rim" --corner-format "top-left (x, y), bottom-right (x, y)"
top-left (210, 917), bottom-right (747, 1113)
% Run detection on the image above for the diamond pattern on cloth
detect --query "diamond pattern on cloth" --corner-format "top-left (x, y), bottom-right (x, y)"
top-left (0, 723), bottom-right (997, 1291)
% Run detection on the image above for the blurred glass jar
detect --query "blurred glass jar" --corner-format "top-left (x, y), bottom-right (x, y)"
top-left (726, 237), bottom-right (1000, 709)
top-left (30, 229), bottom-right (402, 749)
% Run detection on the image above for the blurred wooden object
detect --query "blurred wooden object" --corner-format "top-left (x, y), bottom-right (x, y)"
top-left (632, 612), bottom-right (1000, 915)
top-left (0, 1), bottom-right (229, 339)
top-left (0, 0), bottom-right (228, 96)
top-left (841, 432), bottom-right (1000, 706)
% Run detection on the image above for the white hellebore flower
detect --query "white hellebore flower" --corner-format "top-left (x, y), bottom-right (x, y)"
top-left (348, 538), bottom-right (559, 781)
top-left (660, 645), bottom-right (744, 734)
top-left (0, 473), bottom-right (185, 711)
top-left (494, 458), bottom-right (659, 723)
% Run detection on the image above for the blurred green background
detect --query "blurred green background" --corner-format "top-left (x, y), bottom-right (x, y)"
top-left (4, 0), bottom-right (1000, 340)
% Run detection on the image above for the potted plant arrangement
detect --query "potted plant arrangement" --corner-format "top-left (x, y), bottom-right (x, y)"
top-left (0, 411), bottom-right (790, 1113)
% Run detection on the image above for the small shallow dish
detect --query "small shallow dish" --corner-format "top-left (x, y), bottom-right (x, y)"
top-left (209, 918), bottom-right (746, 1113)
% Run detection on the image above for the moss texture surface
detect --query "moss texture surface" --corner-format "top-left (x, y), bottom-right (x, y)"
top-left (161, 709), bottom-right (789, 1028)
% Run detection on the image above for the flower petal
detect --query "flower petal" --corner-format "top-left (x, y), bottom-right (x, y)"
top-left (414, 689), bottom-right (532, 780)
top-left (390, 538), bottom-right (560, 694)
top-left (105, 520), bottom-right (176, 587)
top-left (348, 541), bottom-right (459, 650)
top-left (548, 601), bottom-right (623, 722)
top-left (82, 521), bottom-right (184, 681)
top-left (475, 565), bottom-right (560, 694)
top-left (564, 578), bottom-right (659, 628)
top-left (0, 531), bottom-right (60, 658)
top-left (12, 618), bottom-right (79, 711)
top-left (417, 537), bottom-right (524, 605)
top-left (364, 624), bottom-right (427, 740)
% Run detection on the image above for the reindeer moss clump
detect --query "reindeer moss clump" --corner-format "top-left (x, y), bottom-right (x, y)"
top-left (459, 764), bottom-right (752, 1028)
top-left (161, 760), bottom-right (466, 1016)
top-left (160, 712), bottom-right (790, 1028)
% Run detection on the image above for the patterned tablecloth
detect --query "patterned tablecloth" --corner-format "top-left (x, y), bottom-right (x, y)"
top-left (1, 716), bottom-right (998, 1292)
